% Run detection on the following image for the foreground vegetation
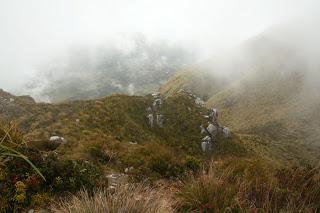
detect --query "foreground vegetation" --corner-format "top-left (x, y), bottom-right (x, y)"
top-left (48, 158), bottom-right (320, 213)
top-left (0, 124), bottom-right (104, 212)
top-left (177, 158), bottom-right (320, 212)
top-left (2, 123), bottom-right (319, 212)
top-left (1, 91), bottom-right (320, 212)
top-left (0, 93), bottom-right (209, 211)
top-left (51, 184), bottom-right (174, 213)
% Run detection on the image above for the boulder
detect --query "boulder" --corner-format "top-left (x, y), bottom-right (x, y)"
top-left (49, 136), bottom-right (66, 144)
top-left (223, 127), bottom-right (231, 138)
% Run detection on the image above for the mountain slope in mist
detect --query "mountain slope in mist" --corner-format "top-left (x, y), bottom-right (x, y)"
top-left (161, 25), bottom-right (320, 163)
top-left (160, 67), bottom-right (227, 100)
top-left (26, 36), bottom-right (194, 102)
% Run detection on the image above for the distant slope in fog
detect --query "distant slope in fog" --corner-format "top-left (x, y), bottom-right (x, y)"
top-left (160, 26), bottom-right (320, 163)
top-left (206, 34), bottom-right (320, 142)
top-left (26, 35), bottom-right (195, 102)
top-left (160, 67), bottom-right (227, 100)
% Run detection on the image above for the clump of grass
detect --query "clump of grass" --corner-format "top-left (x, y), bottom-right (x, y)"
top-left (177, 166), bottom-right (237, 211)
top-left (51, 184), bottom-right (175, 213)
top-left (0, 123), bottom-right (45, 180)
top-left (177, 158), bottom-right (320, 212)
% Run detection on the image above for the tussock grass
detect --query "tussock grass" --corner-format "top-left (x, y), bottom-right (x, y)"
top-left (51, 184), bottom-right (175, 213)
top-left (0, 123), bottom-right (45, 180)
top-left (177, 158), bottom-right (320, 212)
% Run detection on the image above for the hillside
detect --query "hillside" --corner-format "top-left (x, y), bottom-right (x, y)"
top-left (2, 59), bottom-right (320, 211)
top-left (161, 35), bottom-right (320, 165)
top-left (160, 67), bottom-right (226, 100)
top-left (3, 81), bottom-right (317, 170)
top-left (1, 89), bottom-right (254, 179)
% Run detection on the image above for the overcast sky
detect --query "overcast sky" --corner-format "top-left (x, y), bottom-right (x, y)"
top-left (0, 0), bottom-right (319, 92)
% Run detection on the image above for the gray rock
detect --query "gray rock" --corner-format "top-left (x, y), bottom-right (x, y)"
top-left (156, 114), bottom-right (164, 127)
top-left (147, 113), bottom-right (154, 127)
top-left (223, 127), bottom-right (231, 138)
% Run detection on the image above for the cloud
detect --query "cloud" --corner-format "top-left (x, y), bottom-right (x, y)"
top-left (0, 0), bottom-right (319, 92)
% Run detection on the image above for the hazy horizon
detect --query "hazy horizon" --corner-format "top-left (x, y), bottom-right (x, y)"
top-left (0, 0), bottom-right (319, 94)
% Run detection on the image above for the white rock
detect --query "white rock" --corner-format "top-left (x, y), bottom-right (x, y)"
top-left (49, 136), bottom-right (66, 143)
top-left (129, 141), bottom-right (138, 145)
top-left (49, 136), bottom-right (60, 141)
top-left (195, 97), bottom-right (205, 106)
top-left (152, 92), bottom-right (160, 97)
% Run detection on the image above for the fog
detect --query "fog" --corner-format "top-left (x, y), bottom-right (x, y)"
top-left (0, 0), bottom-right (319, 96)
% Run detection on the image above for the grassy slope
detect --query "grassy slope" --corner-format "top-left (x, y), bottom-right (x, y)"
top-left (160, 67), bottom-right (226, 101)
top-left (1, 91), bottom-right (318, 211)
top-left (160, 36), bottom-right (320, 165)
top-left (207, 70), bottom-right (320, 164)
top-left (0, 89), bottom-right (253, 179)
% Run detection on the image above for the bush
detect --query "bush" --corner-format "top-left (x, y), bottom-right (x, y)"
top-left (0, 123), bottom-right (44, 180)
top-left (29, 140), bottom-right (60, 151)
top-left (183, 156), bottom-right (202, 174)
top-left (89, 146), bottom-right (111, 163)
top-left (39, 154), bottom-right (102, 193)
top-left (123, 142), bottom-right (185, 179)
top-left (1, 150), bottom-right (103, 212)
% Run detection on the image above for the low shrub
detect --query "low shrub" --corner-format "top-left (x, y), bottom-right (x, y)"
top-left (122, 142), bottom-right (186, 180)
top-left (1, 150), bottom-right (103, 212)
top-left (183, 155), bottom-right (202, 174)
top-left (146, 144), bottom-right (183, 178)
top-left (29, 140), bottom-right (60, 151)
top-left (88, 146), bottom-right (111, 163)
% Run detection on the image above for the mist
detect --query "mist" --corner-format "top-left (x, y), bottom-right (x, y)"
top-left (24, 35), bottom-right (196, 102)
top-left (0, 0), bottom-right (319, 97)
